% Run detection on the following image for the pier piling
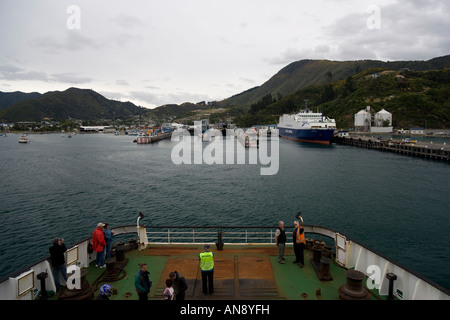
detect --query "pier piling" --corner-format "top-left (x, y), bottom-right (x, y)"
top-left (333, 136), bottom-right (450, 162)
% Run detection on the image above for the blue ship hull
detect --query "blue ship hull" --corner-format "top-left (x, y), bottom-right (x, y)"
top-left (278, 127), bottom-right (335, 145)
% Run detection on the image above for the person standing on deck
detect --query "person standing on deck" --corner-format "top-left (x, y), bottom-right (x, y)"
top-left (92, 223), bottom-right (106, 268)
top-left (103, 223), bottom-right (114, 259)
top-left (135, 263), bottom-right (152, 300)
top-left (293, 220), bottom-right (306, 268)
top-left (49, 237), bottom-right (67, 291)
top-left (163, 278), bottom-right (175, 300)
top-left (275, 221), bottom-right (286, 264)
top-left (169, 271), bottom-right (188, 300)
top-left (199, 244), bottom-right (214, 295)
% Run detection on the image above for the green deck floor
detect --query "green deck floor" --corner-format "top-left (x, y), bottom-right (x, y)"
top-left (53, 244), bottom-right (384, 300)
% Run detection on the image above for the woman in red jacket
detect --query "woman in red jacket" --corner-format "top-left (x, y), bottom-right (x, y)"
top-left (92, 223), bottom-right (106, 268)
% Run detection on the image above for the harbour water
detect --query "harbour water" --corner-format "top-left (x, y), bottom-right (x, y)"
top-left (0, 133), bottom-right (449, 291)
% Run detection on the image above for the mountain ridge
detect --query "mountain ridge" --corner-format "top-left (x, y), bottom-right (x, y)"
top-left (0, 87), bottom-right (147, 122)
top-left (219, 55), bottom-right (450, 108)
top-left (1, 55), bottom-right (449, 124)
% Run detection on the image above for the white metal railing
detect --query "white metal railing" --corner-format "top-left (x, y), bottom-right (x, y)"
top-left (144, 227), bottom-right (278, 245)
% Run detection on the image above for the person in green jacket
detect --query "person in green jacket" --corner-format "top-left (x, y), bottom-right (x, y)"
top-left (135, 263), bottom-right (152, 300)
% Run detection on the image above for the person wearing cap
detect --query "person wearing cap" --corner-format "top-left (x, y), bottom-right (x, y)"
top-left (199, 244), bottom-right (214, 295)
top-left (92, 223), bottom-right (107, 268)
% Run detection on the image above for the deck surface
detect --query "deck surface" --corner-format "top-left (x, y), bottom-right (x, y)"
top-left (60, 244), bottom-right (383, 300)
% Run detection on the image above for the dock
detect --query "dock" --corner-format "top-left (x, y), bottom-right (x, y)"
top-left (333, 135), bottom-right (450, 162)
top-left (135, 132), bottom-right (172, 144)
top-left (235, 130), bottom-right (259, 148)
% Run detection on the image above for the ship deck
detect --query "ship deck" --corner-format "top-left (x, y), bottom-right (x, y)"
top-left (54, 244), bottom-right (387, 301)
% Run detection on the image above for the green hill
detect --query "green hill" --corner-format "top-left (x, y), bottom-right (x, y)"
top-left (234, 67), bottom-right (450, 129)
top-left (0, 87), bottom-right (147, 122)
top-left (220, 55), bottom-right (450, 109)
top-left (142, 102), bottom-right (211, 123)
top-left (0, 91), bottom-right (42, 112)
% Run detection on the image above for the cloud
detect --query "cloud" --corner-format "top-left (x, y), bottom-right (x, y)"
top-left (112, 14), bottom-right (146, 29)
top-left (0, 64), bottom-right (50, 82)
top-left (0, 63), bottom-right (92, 84)
top-left (115, 80), bottom-right (129, 86)
top-left (99, 89), bottom-right (216, 109)
top-left (50, 73), bottom-right (92, 84)
top-left (321, 0), bottom-right (450, 61)
top-left (1, 0), bottom-right (449, 107)
top-left (31, 31), bottom-right (101, 53)
top-left (266, 47), bottom-right (323, 65)
top-left (264, 0), bottom-right (450, 65)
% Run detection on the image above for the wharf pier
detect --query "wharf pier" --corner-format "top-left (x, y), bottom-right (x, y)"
top-left (135, 132), bottom-right (171, 144)
top-left (234, 128), bottom-right (260, 148)
top-left (333, 135), bottom-right (450, 162)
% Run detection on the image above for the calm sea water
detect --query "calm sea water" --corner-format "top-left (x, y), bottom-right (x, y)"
top-left (0, 133), bottom-right (449, 290)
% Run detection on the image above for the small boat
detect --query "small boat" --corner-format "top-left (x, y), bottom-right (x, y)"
top-left (18, 134), bottom-right (30, 144)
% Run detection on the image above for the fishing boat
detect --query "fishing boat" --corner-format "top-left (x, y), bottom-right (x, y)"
top-left (0, 212), bottom-right (448, 301)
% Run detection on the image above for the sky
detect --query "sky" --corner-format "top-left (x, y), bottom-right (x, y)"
top-left (0, 0), bottom-right (449, 109)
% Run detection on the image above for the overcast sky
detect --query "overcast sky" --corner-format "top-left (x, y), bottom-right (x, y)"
top-left (0, 0), bottom-right (449, 108)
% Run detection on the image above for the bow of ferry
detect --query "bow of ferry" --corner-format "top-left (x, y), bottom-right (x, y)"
top-left (0, 223), bottom-right (449, 300)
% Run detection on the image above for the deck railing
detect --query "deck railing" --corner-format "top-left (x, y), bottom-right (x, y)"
top-left (1, 224), bottom-right (449, 300)
top-left (144, 226), bottom-right (281, 245)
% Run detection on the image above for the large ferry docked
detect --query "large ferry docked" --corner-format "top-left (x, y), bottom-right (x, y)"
top-left (277, 102), bottom-right (336, 145)
top-left (0, 213), bottom-right (448, 301)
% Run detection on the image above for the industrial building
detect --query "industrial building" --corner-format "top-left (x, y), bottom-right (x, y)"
top-left (354, 107), bottom-right (393, 133)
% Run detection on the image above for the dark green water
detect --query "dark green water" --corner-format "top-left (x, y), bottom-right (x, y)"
top-left (0, 133), bottom-right (449, 290)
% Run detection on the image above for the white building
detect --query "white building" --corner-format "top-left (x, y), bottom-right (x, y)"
top-left (374, 109), bottom-right (392, 127)
top-left (80, 126), bottom-right (114, 133)
top-left (371, 109), bottom-right (393, 133)
top-left (410, 127), bottom-right (424, 135)
top-left (355, 107), bottom-right (394, 133)
top-left (354, 107), bottom-right (372, 132)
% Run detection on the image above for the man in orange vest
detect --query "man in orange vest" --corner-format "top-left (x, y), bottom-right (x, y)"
top-left (293, 220), bottom-right (306, 268)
